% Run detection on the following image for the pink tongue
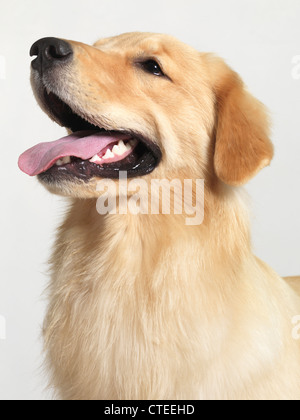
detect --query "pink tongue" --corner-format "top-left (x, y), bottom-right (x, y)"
top-left (18, 131), bottom-right (130, 176)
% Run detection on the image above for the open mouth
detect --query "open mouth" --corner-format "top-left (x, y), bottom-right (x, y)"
top-left (19, 89), bottom-right (161, 182)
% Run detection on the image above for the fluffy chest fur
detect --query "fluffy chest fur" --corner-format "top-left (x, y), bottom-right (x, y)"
top-left (44, 199), bottom-right (300, 400)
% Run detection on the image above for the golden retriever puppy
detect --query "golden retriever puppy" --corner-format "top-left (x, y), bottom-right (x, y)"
top-left (18, 32), bottom-right (300, 400)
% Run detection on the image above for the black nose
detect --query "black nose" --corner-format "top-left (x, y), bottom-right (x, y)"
top-left (30, 37), bottom-right (73, 74)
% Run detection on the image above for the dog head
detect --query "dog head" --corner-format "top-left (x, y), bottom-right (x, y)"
top-left (19, 32), bottom-right (273, 197)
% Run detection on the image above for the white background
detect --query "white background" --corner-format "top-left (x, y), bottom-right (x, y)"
top-left (0, 0), bottom-right (299, 400)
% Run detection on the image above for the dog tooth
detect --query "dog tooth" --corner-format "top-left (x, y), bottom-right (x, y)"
top-left (62, 156), bottom-right (71, 164)
top-left (112, 144), bottom-right (123, 156)
top-left (56, 159), bottom-right (63, 166)
top-left (117, 140), bottom-right (127, 152)
top-left (125, 143), bottom-right (132, 151)
top-left (103, 149), bottom-right (114, 160)
top-left (90, 154), bottom-right (102, 163)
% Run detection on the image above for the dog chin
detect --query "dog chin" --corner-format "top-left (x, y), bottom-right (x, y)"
top-left (37, 173), bottom-right (100, 198)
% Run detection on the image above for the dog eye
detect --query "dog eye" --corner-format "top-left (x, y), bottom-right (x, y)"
top-left (139, 59), bottom-right (165, 77)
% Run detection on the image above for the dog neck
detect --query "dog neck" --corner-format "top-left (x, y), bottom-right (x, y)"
top-left (51, 184), bottom-right (251, 288)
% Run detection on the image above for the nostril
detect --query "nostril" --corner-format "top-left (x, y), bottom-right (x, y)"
top-left (46, 41), bottom-right (73, 60)
top-left (46, 45), bottom-right (69, 60)
top-left (30, 43), bottom-right (39, 58)
top-left (30, 37), bottom-right (73, 73)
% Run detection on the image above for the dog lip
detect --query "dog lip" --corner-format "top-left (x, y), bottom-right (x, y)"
top-left (38, 140), bottom-right (161, 182)
top-left (32, 86), bottom-right (162, 182)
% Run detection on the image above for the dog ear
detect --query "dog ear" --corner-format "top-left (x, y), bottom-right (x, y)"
top-left (207, 56), bottom-right (274, 186)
